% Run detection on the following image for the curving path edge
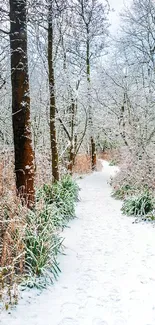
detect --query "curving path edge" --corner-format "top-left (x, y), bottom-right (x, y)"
top-left (1, 161), bottom-right (155, 325)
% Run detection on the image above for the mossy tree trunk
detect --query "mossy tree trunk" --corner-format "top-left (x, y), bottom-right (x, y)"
top-left (9, 0), bottom-right (35, 208)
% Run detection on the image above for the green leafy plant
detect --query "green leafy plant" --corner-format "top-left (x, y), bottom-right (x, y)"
top-left (61, 175), bottom-right (80, 201)
top-left (109, 159), bottom-right (117, 166)
top-left (112, 184), bottom-right (133, 199)
top-left (24, 175), bottom-right (79, 288)
top-left (37, 175), bottom-right (79, 222)
top-left (39, 202), bottom-right (65, 229)
top-left (121, 190), bottom-right (154, 216)
top-left (25, 208), bottom-right (63, 285)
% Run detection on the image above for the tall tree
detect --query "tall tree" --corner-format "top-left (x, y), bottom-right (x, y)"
top-left (9, 0), bottom-right (35, 208)
top-left (73, 0), bottom-right (109, 170)
top-left (48, 0), bottom-right (59, 181)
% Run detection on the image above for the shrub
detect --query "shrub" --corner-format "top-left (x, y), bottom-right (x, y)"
top-left (39, 203), bottom-right (65, 229)
top-left (24, 207), bottom-right (63, 287)
top-left (24, 175), bottom-right (79, 287)
top-left (0, 197), bottom-right (27, 307)
top-left (112, 184), bottom-right (133, 199)
top-left (60, 175), bottom-right (79, 201)
top-left (121, 190), bottom-right (154, 216)
top-left (0, 174), bottom-right (79, 295)
top-left (37, 175), bottom-right (79, 223)
top-left (109, 159), bottom-right (117, 166)
top-left (111, 149), bottom-right (155, 197)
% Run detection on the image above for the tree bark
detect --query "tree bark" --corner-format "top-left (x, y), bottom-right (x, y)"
top-left (68, 143), bottom-right (74, 174)
top-left (9, 0), bottom-right (35, 208)
top-left (68, 100), bottom-right (76, 174)
top-left (48, 2), bottom-right (59, 182)
top-left (86, 27), bottom-right (96, 171)
top-left (91, 137), bottom-right (97, 171)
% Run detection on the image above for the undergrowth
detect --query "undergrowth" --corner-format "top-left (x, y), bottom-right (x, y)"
top-left (37, 175), bottom-right (79, 224)
top-left (111, 151), bottom-right (155, 219)
top-left (109, 159), bottom-right (117, 166)
top-left (121, 190), bottom-right (154, 216)
top-left (0, 174), bottom-right (79, 308)
top-left (112, 184), bottom-right (133, 200)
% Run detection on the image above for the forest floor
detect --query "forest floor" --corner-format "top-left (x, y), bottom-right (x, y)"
top-left (1, 161), bottom-right (155, 325)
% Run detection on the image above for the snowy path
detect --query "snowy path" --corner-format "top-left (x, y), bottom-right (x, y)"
top-left (1, 161), bottom-right (155, 325)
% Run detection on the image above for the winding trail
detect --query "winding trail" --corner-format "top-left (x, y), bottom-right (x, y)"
top-left (1, 161), bottom-right (155, 325)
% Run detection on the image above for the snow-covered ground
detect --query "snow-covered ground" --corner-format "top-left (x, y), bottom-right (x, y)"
top-left (1, 161), bottom-right (155, 325)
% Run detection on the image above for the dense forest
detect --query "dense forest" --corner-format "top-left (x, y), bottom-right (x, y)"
top-left (1, 0), bottom-right (155, 312)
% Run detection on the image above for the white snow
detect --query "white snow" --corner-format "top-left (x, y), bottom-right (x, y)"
top-left (1, 161), bottom-right (155, 325)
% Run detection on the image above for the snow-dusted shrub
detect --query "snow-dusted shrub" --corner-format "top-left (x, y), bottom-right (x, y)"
top-left (0, 170), bottom-right (79, 302)
top-left (37, 175), bottom-right (79, 223)
top-left (121, 190), bottom-right (154, 216)
top-left (0, 197), bottom-right (27, 308)
top-left (109, 159), bottom-right (117, 166)
top-left (25, 206), bottom-right (62, 287)
top-left (111, 148), bottom-right (155, 197)
top-left (112, 184), bottom-right (133, 200)
top-left (24, 175), bottom-right (79, 287)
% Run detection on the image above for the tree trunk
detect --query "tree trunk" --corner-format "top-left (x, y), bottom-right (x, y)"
top-left (68, 142), bottom-right (74, 174)
top-left (91, 137), bottom-right (97, 171)
top-left (86, 26), bottom-right (96, 171)
top-left (48, 3), bottom-right (59, 182)
top-left (9, 0), bottom-right (35, 208)
top-left (68, 100), bottom-right (75, 174)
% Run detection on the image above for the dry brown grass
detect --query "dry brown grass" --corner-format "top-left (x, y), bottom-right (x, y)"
top-left (0, 197), bottom-right (27, 309)
top-left (98, 149), bottom-right (120, 164)
top-left (0, 149), bottom-right (104, 309)
top-left (0, 151), bottom-right (15, 197)
top-left (73, 154), bottom-right (92, 174)
top-left (0, 150), bottom-right (62, 308)
top-left (73, 153), bottom-right (105, 173)
top-left (0, 151), bottom-right (28, 308)
top-left (0, 150), bottom-right (53, 196)
top-left (34, 151), bottom-right (52, 187)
